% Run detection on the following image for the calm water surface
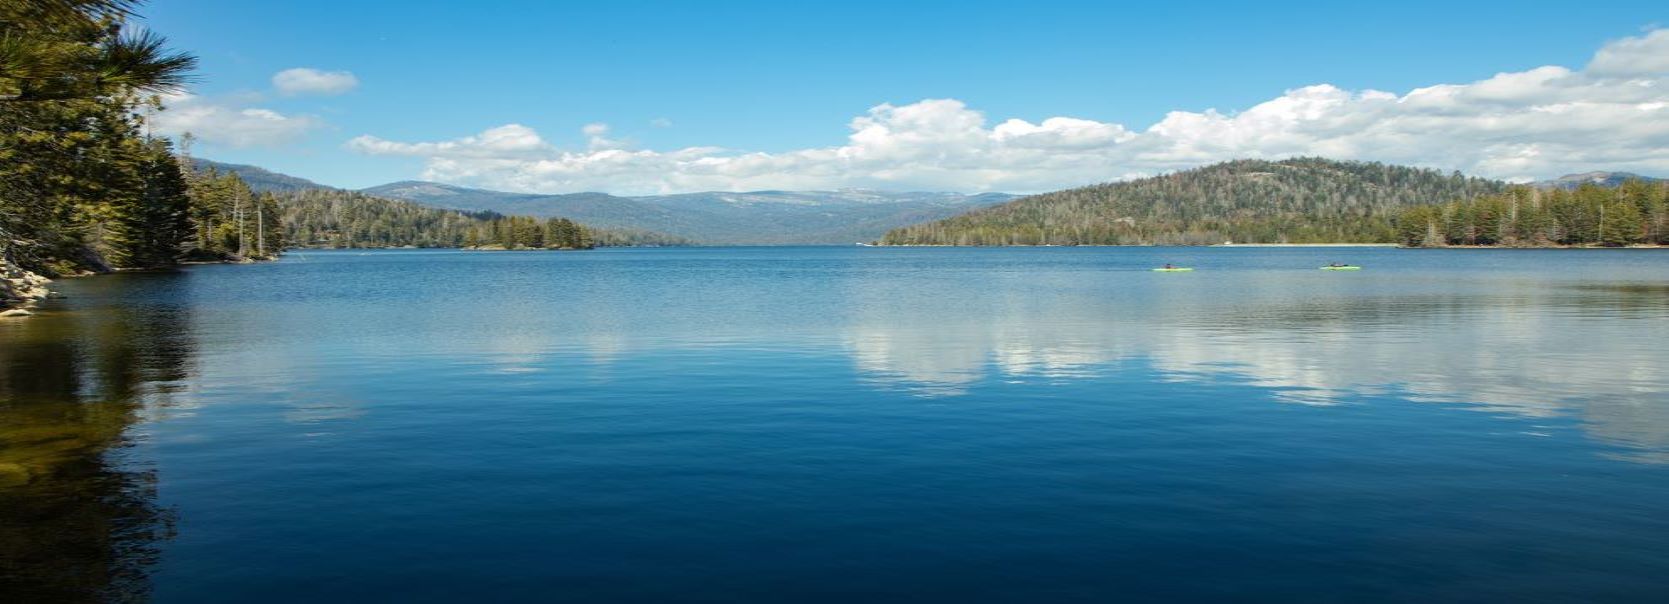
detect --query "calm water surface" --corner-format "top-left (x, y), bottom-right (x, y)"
top-left (3, 247), bottom-right (1669, 601)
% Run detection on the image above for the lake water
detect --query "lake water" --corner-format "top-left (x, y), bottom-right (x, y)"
top-left (3, 246), bottom-right (1669, 602)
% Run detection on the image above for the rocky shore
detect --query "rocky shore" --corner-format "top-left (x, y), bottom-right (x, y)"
top-left (1, 259), bottom-right (52, 317)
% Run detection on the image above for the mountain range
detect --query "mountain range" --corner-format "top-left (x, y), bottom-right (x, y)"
top-left (1532, 171), bottom-right (1666, 189)
top-left (193, 159), bottom-right (1012, 244)
top-left (192, 158), bottom-right (1662, 247)
top-left (360, 181), bottom-right (1014, 245)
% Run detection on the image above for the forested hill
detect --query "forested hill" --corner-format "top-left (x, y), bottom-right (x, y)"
top-left (879, 158), bottom-right (1508, 246)
top-left (277, 189), bottom-right (692, 248)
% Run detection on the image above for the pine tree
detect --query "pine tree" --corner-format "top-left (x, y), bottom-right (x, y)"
top-left (110, 141), bottom-right (192, 267)
top-left (0, 0), bottom-right (197, 103)
top-left (1600, 200), bottom-right (1644, 247)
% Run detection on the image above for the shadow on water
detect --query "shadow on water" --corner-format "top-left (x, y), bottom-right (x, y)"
top-left (0, 271), bottom-right (192, 602)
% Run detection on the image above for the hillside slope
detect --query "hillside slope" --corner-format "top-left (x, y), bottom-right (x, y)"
top-left (880, 158), bottom-right (1508, 246)
top-left (191, 158), bottom-right (333, 193)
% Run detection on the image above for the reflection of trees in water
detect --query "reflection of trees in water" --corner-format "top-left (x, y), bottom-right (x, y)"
top-left (1, 280), bottom-right (191, 602)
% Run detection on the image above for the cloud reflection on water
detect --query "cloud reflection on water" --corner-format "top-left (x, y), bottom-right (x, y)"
top-left (839, 277), bottom-right (1669, 461)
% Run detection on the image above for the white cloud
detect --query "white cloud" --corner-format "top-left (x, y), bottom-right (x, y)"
top-left (1587, 28), bottom-right (1669, 77)
top-left (347, 123), bottom-right (549, 158)
top-left (650, 117), bottom-right (673, 128)
top-left (346, 29), bottom-right (1669, 194)
top-left (272, 67), bottom-right (359, 96)
top-left (580, 122), bottom-right (628, 150)
top-left (150, 93), bottom-right (324, 147)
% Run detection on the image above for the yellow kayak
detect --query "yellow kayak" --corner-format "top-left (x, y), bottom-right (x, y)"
top-left (1153, 267), bottom-right (1194, 272)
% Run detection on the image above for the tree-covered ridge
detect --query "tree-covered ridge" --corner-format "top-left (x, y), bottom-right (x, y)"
top-left (880, 158), bottom-right (1507, 246)
top-left (1395, 180), bottom-right (1669, 247)
top-left (276, 189), bottom-right (692, 249)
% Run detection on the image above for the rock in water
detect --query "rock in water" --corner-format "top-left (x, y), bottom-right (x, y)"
top-left (2, 257), bottom-right (54, 312)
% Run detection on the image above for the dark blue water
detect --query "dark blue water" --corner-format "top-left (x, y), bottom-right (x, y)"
top-left (4, 247), bottom-right (1669, 601)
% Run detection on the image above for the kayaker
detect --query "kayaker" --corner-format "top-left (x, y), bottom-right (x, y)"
top-left (1164, 263), bottom-right (1175, 269)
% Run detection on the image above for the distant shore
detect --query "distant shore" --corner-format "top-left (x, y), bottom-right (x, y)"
top-left (1213, 243), bottom-right (1400, 247)
top-left (1408, 244), bottom-right (1668, 250)
top-left (875, 242), bottom-right (1668, 249)
top-left (872, 243), bottom-right (1404, 248)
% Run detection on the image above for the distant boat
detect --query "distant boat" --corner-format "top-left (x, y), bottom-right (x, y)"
top-left (1153, 267), bottom-right (1194, 272)
top-left (1320, 265), bottom-right (1362, 271)
top-left (855, 242), bottom-right (873, 246)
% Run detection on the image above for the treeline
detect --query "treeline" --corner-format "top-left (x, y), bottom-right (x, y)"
top-left (1, 0), bottom-right (278, 281)
top-left (1395, 181), bottom-right (1669, 247)
top-left (880, 158), bottom-right (1506, 246)
top-left (587, 227), bottom-right (694, 247)
top-left (280, 189), bottom-right (498, 248)
top-left (463, 216), bottom-right (590, 249)
top-left (185, 167), bottom-right (283, 260)
top-left (277, 189), bottom-right (691, 249)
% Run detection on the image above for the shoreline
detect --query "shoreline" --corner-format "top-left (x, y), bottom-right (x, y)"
top-left (875, 243), bottom-right (1669, 249)
top-left (3, 255), bottom-right (280, 316)
top-left (1408, 244), bottom-right (1669, 249)
top-left (1214, 243), bottom-right (1400, 248)
top-left (872, 243), bottom-right (1400, 248)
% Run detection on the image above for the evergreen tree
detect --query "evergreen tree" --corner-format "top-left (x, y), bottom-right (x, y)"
top-left (0, 0), bottom-right (197, 102)
top-left (1395, 205), bottom-right (1439, 247)
top-left (1393, 180), bottom-right (1668, 248)
top-left (1473, 195), bottom-right (1507, 245)
top-left (109, 141), bottom-right (192, 267)
top-left (1600, 200), bottom-right (1644, 247)
top-left (0, 1), bottom-right (203, 274)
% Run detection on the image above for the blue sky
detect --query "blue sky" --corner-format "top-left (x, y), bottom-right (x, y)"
top-left (143, 0), bottom-right (1669, 193)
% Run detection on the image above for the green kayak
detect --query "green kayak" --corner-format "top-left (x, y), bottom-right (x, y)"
top-left (1153, 267), bottom-right (1194, 272)
top-left (1320, 266), bottom-right (1362, 271)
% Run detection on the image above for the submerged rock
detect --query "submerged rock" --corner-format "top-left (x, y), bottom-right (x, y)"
top-left (0, 462), bottom-right (31, 487)
top-left (2, 257), bottom-right (53, 312)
